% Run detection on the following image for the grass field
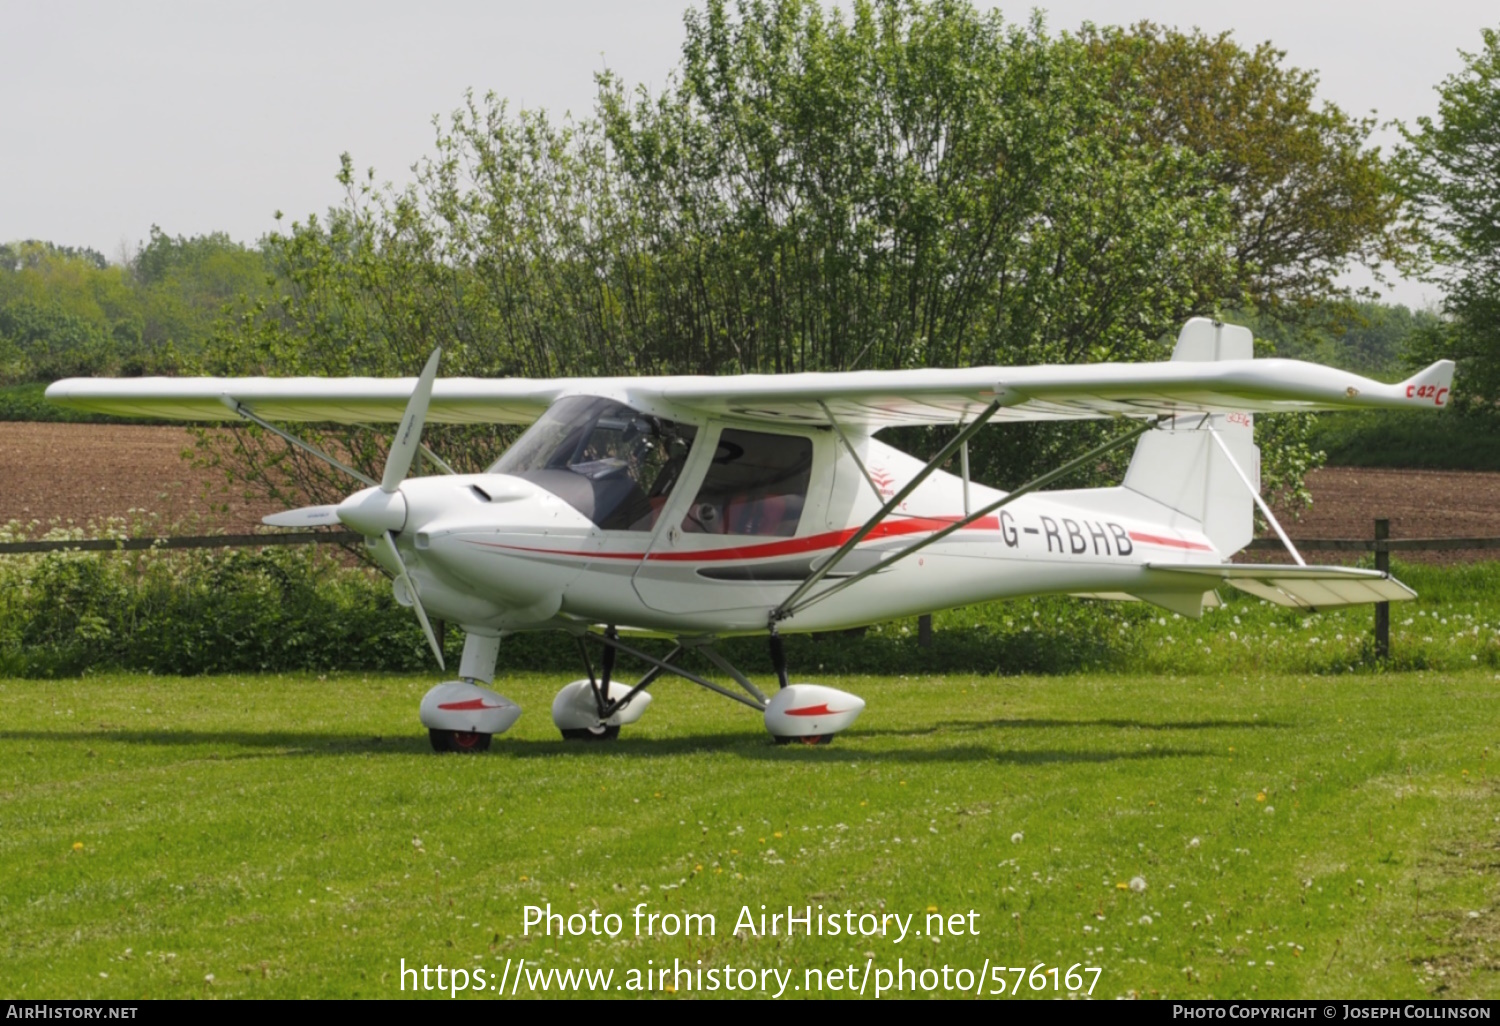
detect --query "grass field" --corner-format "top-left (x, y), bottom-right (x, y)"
top-left (1, 667), bottom-right (1496, 1000)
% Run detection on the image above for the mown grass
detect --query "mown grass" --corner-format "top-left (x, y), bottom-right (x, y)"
top-left (0, 667), bottom-right (1495, 1000)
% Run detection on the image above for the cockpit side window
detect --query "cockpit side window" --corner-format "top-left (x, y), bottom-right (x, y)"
top-left (489, 396), bottom-right (697, 531)
top-left (681, 428), bottom-right (812, 536)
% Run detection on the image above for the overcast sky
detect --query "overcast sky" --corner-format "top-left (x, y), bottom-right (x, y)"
top-left (5, 1), bottom-right (1494, 308)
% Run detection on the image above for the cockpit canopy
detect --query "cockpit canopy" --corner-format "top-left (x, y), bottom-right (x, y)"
top-left (491, 396), bottom-right (814, 536)
top-left (489, 396), bottom-right (697, 531)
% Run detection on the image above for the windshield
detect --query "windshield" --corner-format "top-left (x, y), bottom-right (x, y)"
top-left (489, 396), bottom-right (697, 531)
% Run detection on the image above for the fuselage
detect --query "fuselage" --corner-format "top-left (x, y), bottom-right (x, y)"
top-left (375, 395), bottom-right (1222, 637)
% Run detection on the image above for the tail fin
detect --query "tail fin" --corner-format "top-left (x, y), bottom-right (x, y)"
top-left (1121, 318), bottom-right (1258, 555)
top-left (1396, 360), bottom-right (1455, 409)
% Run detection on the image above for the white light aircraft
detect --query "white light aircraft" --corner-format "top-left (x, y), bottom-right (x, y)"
top-left (47, 319), bottom-right (1453, 750)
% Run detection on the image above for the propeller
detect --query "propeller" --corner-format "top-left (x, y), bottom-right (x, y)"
top-left (383, 348), bottom-right (442, 492)
top-left (261, 347), bottom-right (447, 670)
top-left (373, 348), bottom-right (444, 668)
top-left (260, 347), bottom-right (444, 529)
top-left (373, 529), bottom-right (445, 671)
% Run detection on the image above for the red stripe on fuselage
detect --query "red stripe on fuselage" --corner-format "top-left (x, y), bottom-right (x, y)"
top-left (1128, 531), bottom-right (1214, 552)
top-left (465, 515), bottom-right (1000, 564)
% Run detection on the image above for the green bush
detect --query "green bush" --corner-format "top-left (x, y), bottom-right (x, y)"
top-left (0, 382), bottom-right (145, 423)
top-left (3, 523), bottom-right (1497, 679)
top-left (1308, 408), bottom-right (1500, 470)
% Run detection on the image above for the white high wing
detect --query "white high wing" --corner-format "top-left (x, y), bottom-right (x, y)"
top-left (48, 319), bottom-right (1454, 750)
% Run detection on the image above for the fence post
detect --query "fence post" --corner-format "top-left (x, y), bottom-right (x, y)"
top-left (1374, 518), bottom-right (1390, 661)
top-left (917, 613), bottom-right (933, 648)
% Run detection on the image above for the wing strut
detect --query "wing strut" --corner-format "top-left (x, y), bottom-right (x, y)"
top-left (772, 399), bottom-right (1007, 620)
top-left (419, 443), bottom-right (457, 475)
top-left (220, 397), bottom-right (379, 488)
top-left (772, 416), bottom-right (1158, 622)
top-left (819, 400), bottom-right (884, 502)
top-left (1205, 426), bottom-right (1305, 566)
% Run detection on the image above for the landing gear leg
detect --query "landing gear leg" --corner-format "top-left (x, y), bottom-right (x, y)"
top-left (459, 632), bottom-right (502, 685)
top-left (769, 626), bottom-right (790, 691)
top-left (555, 626), bottom-right (649, 741)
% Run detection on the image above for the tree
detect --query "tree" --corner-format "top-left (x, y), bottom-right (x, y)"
top-left (1081, 22), bottom-right (1404, 315)
top-left (129, 226), bottom-right (269, 368)
top-left (213, 1), bottom-right (1366, 509)
top-left (595, 0), bottom-right (1236, 378)
top-left (0, 242), bottom-right (135, 382)
top-left (216, 0), bottom-right (1237, 500)
top-left (0, 232), bottom-right (269, 383)
top-left (1394, 28), bottom-right (1500, 418)
top-left (0, 240), bottom-right (109, 272)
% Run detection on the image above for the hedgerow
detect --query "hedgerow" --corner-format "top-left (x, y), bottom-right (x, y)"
top-left (5, 520), bottom-right (1498, 680)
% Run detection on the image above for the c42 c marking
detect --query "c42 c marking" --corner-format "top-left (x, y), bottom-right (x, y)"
top-left (1407, 383), bottom-right (1449, 406)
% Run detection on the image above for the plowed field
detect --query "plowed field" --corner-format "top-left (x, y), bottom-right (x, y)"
top-left (0, 422), bottom-right (280, 534)
top-left (4, 423), bottom-right (1499, 560)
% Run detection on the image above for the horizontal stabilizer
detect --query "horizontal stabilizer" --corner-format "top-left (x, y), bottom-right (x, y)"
top-left (1146, 563), bottom-right (1415, 610)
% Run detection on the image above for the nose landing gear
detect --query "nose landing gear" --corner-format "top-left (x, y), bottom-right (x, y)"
top-left (430, 727), bottom-right (494, 752)
top-left (418, 633), bottom-right (519, 753)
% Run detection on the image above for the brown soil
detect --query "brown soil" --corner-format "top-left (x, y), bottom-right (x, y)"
top-left (3, 425), bottom-right (1499, 560)
top-left (0, 423), bottom-right (281, 535)
top-left (1264, 467), bottom-right (1500, 564)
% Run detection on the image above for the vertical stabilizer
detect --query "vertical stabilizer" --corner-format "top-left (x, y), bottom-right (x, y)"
top-left (1122, 319), bottom-right (1258, 555)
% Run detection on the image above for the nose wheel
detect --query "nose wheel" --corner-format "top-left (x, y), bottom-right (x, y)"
top-left (418, 673), bottom-right (521, 753)
top-left (430, 728), bottom-right (493, 753)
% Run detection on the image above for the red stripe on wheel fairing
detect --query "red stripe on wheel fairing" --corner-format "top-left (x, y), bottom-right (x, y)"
top-left (465, 515), bottom-right (1001, 564)
top-left (438, 698), bottom-right (506, 711)
top-left (785, 704), bottom-right (846, 717)
top-left (1127, 531), bottom-right (1214, 552)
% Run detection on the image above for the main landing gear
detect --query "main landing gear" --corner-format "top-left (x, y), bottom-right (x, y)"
top-left (762, 627), bottom-right (865, 744)
top-left (552, 628), bottom-right (653, 741)
top-left (416, 626), bottom-right (865, 750)
top-left (547, 626), bottom-right (865, 745)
